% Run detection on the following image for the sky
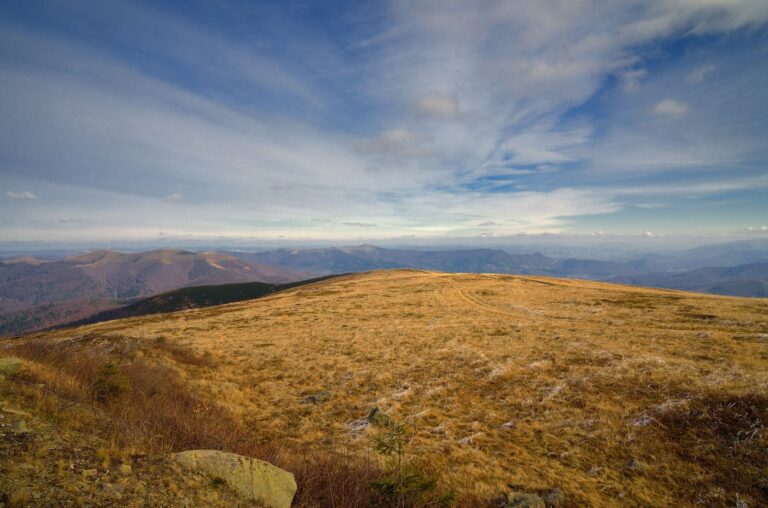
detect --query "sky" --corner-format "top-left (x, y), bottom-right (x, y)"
top-left (1, 0), bottom-right (768, 245)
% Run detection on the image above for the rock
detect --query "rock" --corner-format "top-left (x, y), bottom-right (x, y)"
top-left (302, 391), bottom-right (331, 404)
top-left (624, 458), bottom-right (645, 474)
top-left (103, 483), bottom-right (124, 499)
top-left (13, 420), bottom-right (31, 434)
top-left (500, 420), bottom-right (516, 430)
top-left (349, 418), bottom-right (370, 433)
top-left (0, 357), bottom-right (22, 375)
top-left (118, 464), bottom-right (132, 475)
top-left (174, 450), bottom-right (296, 508)
top-left (458, 432), bottom-right (485, 446)
top-left (82, 468), bottom-right (98, 478)
top-left (367, 407), bottom-right (392, 427)
top-left (541, 488), bottom-right (564, 507)
top-left (504, 492), bottom-right (546, 507)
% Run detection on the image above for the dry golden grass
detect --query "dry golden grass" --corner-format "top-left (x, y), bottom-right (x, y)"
top-left (5, 269), bottom-right (768, 506)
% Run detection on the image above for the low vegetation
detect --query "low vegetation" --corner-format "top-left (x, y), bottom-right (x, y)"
top-left (2, 337), bottom-right (422, 507)
top-left (2, 269), bottom-right (768, 506)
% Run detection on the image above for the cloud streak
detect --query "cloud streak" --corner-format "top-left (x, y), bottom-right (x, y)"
top-left (6, 191), bottom-right (38, 200)
top-left (1, 0), bottom-right (767, 241)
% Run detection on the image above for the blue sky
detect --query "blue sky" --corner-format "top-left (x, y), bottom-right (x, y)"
top-left (1, 0), bottom-right (767, 243)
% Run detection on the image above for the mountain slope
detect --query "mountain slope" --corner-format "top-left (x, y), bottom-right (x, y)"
top-left (236, 245), bottom-right (768, 297)
top-left (231, 245), bottom-right (652, 278)
top-left (612, 261), bottom-right (768, 296)
top-left (0, 249), bottom-right (308, 336)
top-left (8, 270), bottom-right (767, 506)
top-left (67, 274), bottom-right (344, 327)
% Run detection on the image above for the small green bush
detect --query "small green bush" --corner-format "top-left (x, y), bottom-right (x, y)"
top-left (92, 361), bottom-right (130, 402)
top-left (370, 421), bottom-right (453, 507)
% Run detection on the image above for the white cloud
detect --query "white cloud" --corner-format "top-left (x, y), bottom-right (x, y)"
top-left (2, 1), bottom-right (768, 241)
top-left (163, 192), bottom-right (183, 203)
top-left (619, 68), bottom-right (647, 91)
top-left (342, 222), bottom-right (377, 228)
top-left (613, 174), bottom-right (768, 196)
top-left (652, 99), bottom-right (689, 117)
top-left (374, 0), bottom-right (768, 178)
top-left (357, 128), bottom-right (431, 159)
top-left (6, 190), bottom-right (38, 200)
top-left (688, 64), bottom-right (715, 84)
top-left (415, 92), bottom-right (460, 119)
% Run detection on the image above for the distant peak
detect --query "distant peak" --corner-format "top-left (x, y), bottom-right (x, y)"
top-left (66, 249), bottom-right (123, 264)
top-left (0, 256), bottom-right (47, 265)
top-left (346, 244), bottom-right (381, 252)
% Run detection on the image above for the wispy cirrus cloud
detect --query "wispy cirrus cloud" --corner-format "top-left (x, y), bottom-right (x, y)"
top-left (6, 190), bottom-right (38, 200)
top-left (1, 0), bottom-right (767, 242)
top-left (414, 92), bottom-right (461, 119)
top-left (162, 193), bottom-right (183, 203)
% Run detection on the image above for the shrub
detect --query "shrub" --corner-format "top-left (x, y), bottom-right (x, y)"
top-left (370, 421), bottom-right (453, 507)
top-left (7, 339), bottom-right (391, 507)
top-left (92, 361), bottom-right (130, 402)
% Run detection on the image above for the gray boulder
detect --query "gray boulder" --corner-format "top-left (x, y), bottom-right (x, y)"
top-left (174, 450), bottom-right (296, 508)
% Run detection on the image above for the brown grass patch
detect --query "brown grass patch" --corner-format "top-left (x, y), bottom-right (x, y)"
top-left (651, 392), bottom-right (768, 501)
top-left (4, 270), bottom-right (768, 506)
top-left (7, 338), bottom-right (461, 507)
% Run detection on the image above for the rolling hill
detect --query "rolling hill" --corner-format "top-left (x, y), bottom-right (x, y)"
top-left (0, 249), bottom-right (307, 336)
top-left (611, 262), bottom-right (768, 297)
top-left (66, 274), bottom-right (344, 327)
top-left (3, 270), bottom-right (766, 506)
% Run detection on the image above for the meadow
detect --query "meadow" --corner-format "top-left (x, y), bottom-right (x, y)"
top-left (3, 270), bottom-right (767, 506)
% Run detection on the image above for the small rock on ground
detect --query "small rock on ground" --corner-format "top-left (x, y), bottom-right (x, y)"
top-left (504, 492), bottom-right (546, 508)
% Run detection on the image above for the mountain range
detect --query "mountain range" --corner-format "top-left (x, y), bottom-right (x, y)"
top-left (611, 262), bottom-right (768, 297)
top-left (231, 244), bottom-right (768, 295)
top-left (0, 249), bottom-right (307, 336)
top-left (2, 241), bottom-right (767, 336)
top-left (229, 245), bottom-right (657, 278)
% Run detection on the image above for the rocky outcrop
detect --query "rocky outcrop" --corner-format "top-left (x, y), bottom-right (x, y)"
top-left (174, 450), bottom-right (296, 508)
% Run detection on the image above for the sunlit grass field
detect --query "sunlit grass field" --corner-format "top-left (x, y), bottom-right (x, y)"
top-left (6, 270), bottom-right (768, 506)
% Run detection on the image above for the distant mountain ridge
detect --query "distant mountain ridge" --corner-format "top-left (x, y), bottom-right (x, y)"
top-left (0, 249), bottom-right (308, 336)
top-left (611, 262), bottom-right (768, 297)
top-left (3, 243), bottom-right (767, 337)
top-left (229, 245), bottom-right (655, 278)
top-left (230, 244), bottom-right (768, 298)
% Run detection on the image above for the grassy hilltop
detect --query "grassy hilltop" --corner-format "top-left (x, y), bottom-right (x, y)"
top-left (2, 270), bottom-right (767, 506)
